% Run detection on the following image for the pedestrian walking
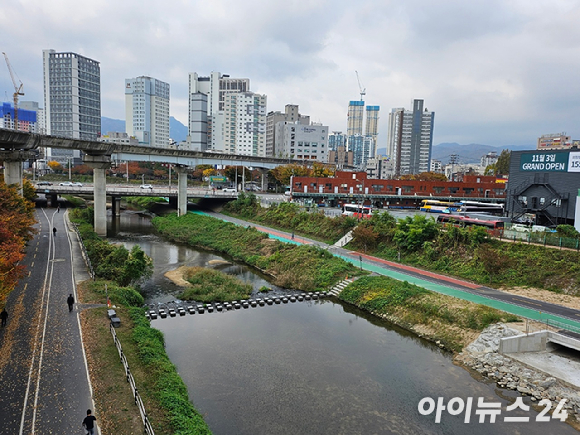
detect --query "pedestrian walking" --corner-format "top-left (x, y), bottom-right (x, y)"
top-left (52, 227), bottom-right (57, 237)
top-left (57, 205), bottom-right (60, 213)
top-left (0, 308), bottom-right (7, 327)
top-left (67, 294), bottom-right (75, 312)
top-left (82, 409), bottom-right (97, 435)
top-left (291, 232), bottom-right (295, 240)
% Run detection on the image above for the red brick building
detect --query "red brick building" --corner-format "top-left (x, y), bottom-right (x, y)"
top-left (291, 171), bottom-right (506, 208)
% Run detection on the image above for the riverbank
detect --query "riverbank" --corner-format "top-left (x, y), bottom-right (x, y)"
top-left (455, 323), bottom-right (580, 428)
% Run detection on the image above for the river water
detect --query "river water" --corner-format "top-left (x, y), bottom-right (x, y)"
top-left (108, 211), bottom-right (577, 435)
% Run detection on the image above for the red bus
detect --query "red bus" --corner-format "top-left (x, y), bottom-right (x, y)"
top-left (436, 214), bottom-right (504, 231)
top-left (342, 203), bottom-right (373, 219)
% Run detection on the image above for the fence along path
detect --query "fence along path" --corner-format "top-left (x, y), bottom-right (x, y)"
top-left (110, 323), bottom-right (155, 435)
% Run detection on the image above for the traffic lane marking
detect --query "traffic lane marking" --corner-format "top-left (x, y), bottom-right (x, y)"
top-left (512, 297), bottom-right (543, 307)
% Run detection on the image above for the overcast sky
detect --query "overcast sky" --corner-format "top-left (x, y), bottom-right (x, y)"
top-left (2, 0), bottom-right (580, 149)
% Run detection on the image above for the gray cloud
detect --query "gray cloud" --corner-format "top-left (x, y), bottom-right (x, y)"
top-left (2, 0), bottom-right (580, 149)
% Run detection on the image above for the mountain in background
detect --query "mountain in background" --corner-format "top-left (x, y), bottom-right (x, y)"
top-left (100, 116), bottom-right (188, 142)
top-left (169, 116), bottom-right (188, 142)
top-left (377, 143), bottom-right (534, 165)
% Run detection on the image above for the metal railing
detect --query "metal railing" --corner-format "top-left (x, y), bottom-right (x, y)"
top-left (500, 225), bottom-right (580, 251)
top-left (110, 323), bottom-right (155, 435)
top-left (71, 222), bottom-right (95, 280)
top-left (545, 318), bottom-right (580, 335)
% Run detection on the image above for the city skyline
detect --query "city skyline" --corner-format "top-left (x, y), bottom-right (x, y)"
top-left (2, 1), bottom-right (580, 149)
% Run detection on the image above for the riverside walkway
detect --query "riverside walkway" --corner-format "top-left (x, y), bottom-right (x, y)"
top-left (206, 211), bottom-right (580, 331)
top-left (0, 209), bottom-right (98, 434)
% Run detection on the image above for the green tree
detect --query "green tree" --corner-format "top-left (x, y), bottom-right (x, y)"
top-left (495, 149), bottom-right (511, 175)
top-left (393, 214), bottom-right (439, 251)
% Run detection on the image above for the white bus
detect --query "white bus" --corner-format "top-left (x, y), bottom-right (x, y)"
top-left (341, 203), bottom-right (373, 219)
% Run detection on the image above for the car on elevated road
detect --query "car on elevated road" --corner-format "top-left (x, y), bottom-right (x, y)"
top-left (59, 181), bottom-right (83, 187)
top-left (140, 184), bottom-right (153, 189)
top-left (36, 181), bottom-right (52, 186)
top-left (223, 187), bottom-right (237, 193)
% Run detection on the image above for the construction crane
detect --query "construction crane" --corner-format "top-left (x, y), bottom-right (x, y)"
top-left (355, 70), bottom-right (366, 101)
top-left (3, 52), bottom-right (24, 129)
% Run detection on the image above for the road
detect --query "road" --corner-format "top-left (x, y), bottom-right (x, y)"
top-left (208, 211), bottom-right (580, 330)
top-left (0, 209), bottom-right (96, 434)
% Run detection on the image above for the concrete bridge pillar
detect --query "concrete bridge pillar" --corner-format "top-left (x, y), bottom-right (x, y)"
top-left (0, 150), bottom-right (35, 195)
top-left (176, 166), bottom-right (189, 216)
top-left (111, 196), bottom-right (122, 217)
top-left (84, 154), bottom-right (111, 237)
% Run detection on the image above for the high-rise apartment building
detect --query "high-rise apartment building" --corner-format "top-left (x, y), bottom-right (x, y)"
top-left (266, 104), bottom-right (310, 157)
top-left (346, 101), bottom-right (380, 169)
top-left (365, 106), bottom-right (380, 146)
top-left (125, 76), bottom-right (170, 147)
top-left (43, 49), bottom-right (100, 163)
top-left (347, 101), bottom-right (364, 136)
top-left (188, 72), bottom-right (250, 152)
top-left (328, 131), bottom-right (347, 152)
top-left (387, 99), bottom-right (434, 176)
top-left (222, 92), bottom-right (267, 156)
top-left (0, 102), bottom-right (37, 132)
top-left (19, 101), bottom-right (45, 134)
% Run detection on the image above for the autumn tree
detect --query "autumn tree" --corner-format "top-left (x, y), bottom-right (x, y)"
top-left (0, 182), bottom-right (36, 304)
top-left (270, 164), bottom-right (311, 186)
top-left (47, 160), bottom-right (63, 173)
top-left (352, 223), bottom-right (378, 253)
top-left (311, 162), bottom-right (335, 178)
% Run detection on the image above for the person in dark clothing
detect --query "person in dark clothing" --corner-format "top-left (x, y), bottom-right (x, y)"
top-left (82, 409), bottom-right (97, 435)
top-left (0, 308), bottom-right (7, 327)
top-left (67, 294), bottom-right (75, 312)
top-left (52, 227), bottom-right (57, 237)
top-left (57, 205), bottom-right (60, 213)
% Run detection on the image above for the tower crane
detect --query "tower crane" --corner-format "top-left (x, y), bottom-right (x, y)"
top-left (355, 71), bottom-right (366, 101)
top-left (3, 52), bottom-right (24, 129)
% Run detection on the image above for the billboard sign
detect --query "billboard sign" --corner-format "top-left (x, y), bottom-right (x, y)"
top-left (519, 152), bottom-right (569, 172)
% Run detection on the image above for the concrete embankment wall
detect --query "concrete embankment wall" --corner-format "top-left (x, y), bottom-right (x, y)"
top-left (499, 330), bottom-right (580, 354)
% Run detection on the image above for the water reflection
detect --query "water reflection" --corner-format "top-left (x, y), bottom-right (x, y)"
top-left (108, 211), bottom-right (577, 434)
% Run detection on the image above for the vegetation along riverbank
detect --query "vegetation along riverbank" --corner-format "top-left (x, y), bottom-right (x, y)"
top-left (69, 208), bottom-right (212, 435)
top-left (151, 212), bottom-right (364, 291)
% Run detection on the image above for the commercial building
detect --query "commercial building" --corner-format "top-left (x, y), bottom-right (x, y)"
top-left (274, 121), bottom-right (328, 162)
top-left (386, 99), bottom-right (434, 176)
top-left (366, 157), bottom-right (393, 179)
top-left (125, 76), bottom-right (170, 148)
top-left (188, 72), bottom-right (250, 152)
top-left (43, 49), bottom-right (101, 163)
top-left (222, 91), bottom-right (267, 156)
top-left (265, 104), bottom-right (310, 157)
top-left (328, 145), bottom-right (353, 169)
top-left (537, 133), bottom-right (572, 150)
top-left (506, 149), bottom-right (580, 226)
top-left (290, 171), bottom-right (505, 208)
top-left (349, 134), bottom-right (376, 169)
top-left (481, 151), bottom-right (498, 168)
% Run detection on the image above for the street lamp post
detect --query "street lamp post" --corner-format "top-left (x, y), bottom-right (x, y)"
top-left (67, 156), bottom-right (72, 180)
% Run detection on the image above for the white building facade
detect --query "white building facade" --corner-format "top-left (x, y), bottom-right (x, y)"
top-left (125, 76), bottom-right (170, 148)
top-left (275, 122), bottom-right (329, 162)
top-left (188, 72), bottom-right (250, 152)
top-left (222, 92), bottom-right (267, 156)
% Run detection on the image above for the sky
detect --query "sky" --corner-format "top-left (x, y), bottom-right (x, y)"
top-left (2, 0), bottom-right (580, 150)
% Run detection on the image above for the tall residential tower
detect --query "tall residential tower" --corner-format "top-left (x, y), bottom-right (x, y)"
top-left (125, 76), bottom-right (170, 147)
top-left (43, 49), bottom-right (101, 162)
top-left (387, 99), bottom-right (434, 176)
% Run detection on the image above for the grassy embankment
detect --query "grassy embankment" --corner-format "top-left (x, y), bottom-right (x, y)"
top-left (69, 209), bottom-right (212, 435)
top-left (152, 212), bottom-right (364, 292)
top-left (339, 275), bottom-right (519, 352)
top-left (180, 267), bottom-right (253, 302)
top-left (348, 213), bottom-right (580, 295)
top-left (222, 193), bottom-right (357, 244)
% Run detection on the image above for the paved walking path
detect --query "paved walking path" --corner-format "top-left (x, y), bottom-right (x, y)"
top-left (206, 211), bottom-right (580, 330)
top-left (0, 209), bottom-right (97, 434)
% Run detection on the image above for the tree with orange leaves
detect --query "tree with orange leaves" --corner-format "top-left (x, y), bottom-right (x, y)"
top-left (0, 182), bottom-right (36, 304)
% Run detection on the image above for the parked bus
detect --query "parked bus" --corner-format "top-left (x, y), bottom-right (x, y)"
top-left (420, 199), bottom-right (461, 213)
top-left (458, 201), bottom-right (504, 215)
top-left (437, 214), bottom-right (505, 231)
top-left (342, 203), bottom-right (373, 219)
